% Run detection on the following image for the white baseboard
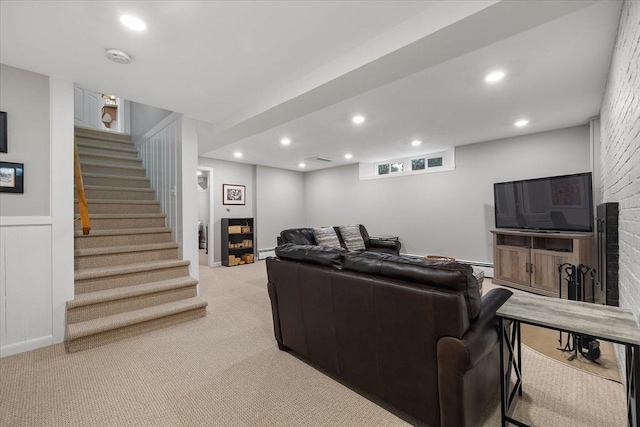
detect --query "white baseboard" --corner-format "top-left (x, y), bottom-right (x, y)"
top-left (1, 335), bottom-right (53, 358)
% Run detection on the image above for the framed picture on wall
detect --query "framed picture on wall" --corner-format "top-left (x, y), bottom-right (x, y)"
top-left (0, 111), bottom-right (7, 153)
top-left (0, 162), bottom-right (24, 194)
top-left (222, 184), bottom-right (245, 205)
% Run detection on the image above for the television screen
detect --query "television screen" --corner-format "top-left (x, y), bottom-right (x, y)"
top-left (494, 172), bottom-right (593, 232)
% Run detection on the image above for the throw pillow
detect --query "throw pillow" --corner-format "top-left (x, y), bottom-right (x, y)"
top-left (339, 225), bottom-right (366, 251)
top-left (313, 226), bottom-right (342, 248)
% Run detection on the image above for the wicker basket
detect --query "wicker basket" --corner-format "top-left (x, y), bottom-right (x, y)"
top-left (425, 255), bottom-right (456, 262)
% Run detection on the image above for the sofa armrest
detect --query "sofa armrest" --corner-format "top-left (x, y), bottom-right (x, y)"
top-left (436, 288), bottom-right (512, 427)
top-left (267, 280), bottom-right (285, 350)
top-left (441, 288), bottom-right (512, 370)
top-left (367, 237), bottom-right (401, 254)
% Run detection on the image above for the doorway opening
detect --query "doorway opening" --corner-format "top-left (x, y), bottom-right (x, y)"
top-left (198, 167), bottom-right (215, 267)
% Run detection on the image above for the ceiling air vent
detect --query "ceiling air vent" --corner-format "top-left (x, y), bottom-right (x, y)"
top-left (305, 156), bottom-right (332, 163)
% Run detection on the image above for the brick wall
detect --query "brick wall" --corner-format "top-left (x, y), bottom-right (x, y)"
top-left (600, 0), bottom-right (640, 325)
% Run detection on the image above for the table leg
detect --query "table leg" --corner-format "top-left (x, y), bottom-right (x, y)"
top-left (500, 319), bottom-right (527, 427)
top-left (517, 321), bottom-right (523, 397)
top-left (500, 317), bottom-right (507, 427)
top-left (627, 344), bottom-right (639, 427)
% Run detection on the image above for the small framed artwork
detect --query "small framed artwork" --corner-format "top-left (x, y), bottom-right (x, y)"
top-left (222, 183), bottom-right (246, 205)
top-left (0, 162), bottom-right (24, 194)
top-left (0, 111), bottom-right (7, 153)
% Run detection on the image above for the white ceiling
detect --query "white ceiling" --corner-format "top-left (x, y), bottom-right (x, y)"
top-left (0, 1), bottom-right (622, 171)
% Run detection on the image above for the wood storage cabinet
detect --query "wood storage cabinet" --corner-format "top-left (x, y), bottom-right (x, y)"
top-left (491, 229), bottom-right (593, 299)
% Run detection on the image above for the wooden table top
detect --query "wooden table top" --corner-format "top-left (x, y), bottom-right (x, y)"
top-left (497, 291), bottom-right (640, 346)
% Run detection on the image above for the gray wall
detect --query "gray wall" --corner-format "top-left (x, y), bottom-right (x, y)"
top-left (600, 0), bottom-right (639, 323)
top-left (130, 102), bottom-right (172, 141)
top-left (0, 64), bottom-right (51, 216)
top-left (305, 125), bottom-right (590, 263)
top-left (198, 189), bottom-right (209, 224)
top-left (198, 157), bottom-right (256, 263)
top-left (256, 165), bottom-right (306, 249)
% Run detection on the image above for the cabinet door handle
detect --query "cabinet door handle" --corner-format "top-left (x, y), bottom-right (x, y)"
top-left (525, 263), bottom-right (529, 273)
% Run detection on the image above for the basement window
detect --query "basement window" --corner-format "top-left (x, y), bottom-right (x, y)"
top-left (411, 158), bottom-right (425, 171)
top-left (378, 164), bottom-right (390, 175)
top-left (390, 162), bottom-right (404, 173)
top-left (362, 148), bottom-right (455, 180)
top-left (428, 157), bottom-right (443, 168)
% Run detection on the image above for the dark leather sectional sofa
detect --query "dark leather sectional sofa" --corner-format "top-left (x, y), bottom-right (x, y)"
top-left (278, 224), bottom-right (401, 255)
top-left (266, 244), bottom-right (512, 427)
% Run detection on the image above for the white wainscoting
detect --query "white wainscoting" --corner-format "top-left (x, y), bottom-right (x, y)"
top-left (137, 114), bottom-right (182, 248)
top-left (0, 222), bottom-right (54, 357)
top-left (137, 113), bottom-right (200, 280)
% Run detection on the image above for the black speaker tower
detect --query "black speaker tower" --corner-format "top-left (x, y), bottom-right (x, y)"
top-left (596, 202), bottom-right (619, 306)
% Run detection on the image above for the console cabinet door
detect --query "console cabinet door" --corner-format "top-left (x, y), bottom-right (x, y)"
top-left (530, 250), bottom-right (573, 296)
top-left (495, 246), bottom-right (530, 286)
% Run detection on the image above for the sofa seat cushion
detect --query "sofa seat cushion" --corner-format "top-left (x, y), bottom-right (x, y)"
top-left (339, 225), bottom-right (366, 251)
top-left (343, 252), bottom-right (482, 320)
top-left (275, 243), bottom-right (347, 269)
top-left (313, 226), bottom-right (342, 248)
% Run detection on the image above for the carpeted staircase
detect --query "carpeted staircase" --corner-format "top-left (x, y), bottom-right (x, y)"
top-left (66, 126), bottom-right (207, 353)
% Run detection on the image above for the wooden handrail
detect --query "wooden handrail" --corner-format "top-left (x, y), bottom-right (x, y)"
top-left (74, 135), bottom-right (91, 235)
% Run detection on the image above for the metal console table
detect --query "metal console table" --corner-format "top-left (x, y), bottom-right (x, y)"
top-left (496, 291), bottom-right (640, 427)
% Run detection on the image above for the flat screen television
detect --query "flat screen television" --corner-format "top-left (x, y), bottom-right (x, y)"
top-left (494, 172), bottom-right (593, 233)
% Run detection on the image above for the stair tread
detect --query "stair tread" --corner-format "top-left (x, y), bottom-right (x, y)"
top-left (84, 185), bottom-right (155, 192)
top-left (77, 136), bottom-right (133, 144)
top-left (75, 259), bottom-right (190, 281)
top-left (77, 141), bottom-right (137, 154)
top-left (82, 172), bottom-right (150, 181)
top-left (74, 213), bottom-right (165, 219)
top-left (74, 227), bottom-right (171, 237)
top-left (67, 276), bottom-right (198, 309)
top-left (77, 150), bottom-right (141, 161)
top-left (75, 242), bottom-right (179, 257)
top-left (80, 161), bottom-right (144, 171)
top-left (75, 126), bottom-right (131, 140)
top-left (66, 296), bottom-right (207, 340)
top-left (75, 199), bottom-right (160, 205)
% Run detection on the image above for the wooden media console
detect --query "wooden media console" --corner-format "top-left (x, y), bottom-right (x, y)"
top-left (491, 229), bottom-right (593, 299)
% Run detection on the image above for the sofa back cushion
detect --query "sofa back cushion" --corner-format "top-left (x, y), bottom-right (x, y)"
top-left (275, 243), bottom-right (346, 269)
top-left (313, 226), bottom-right (343, 248)
top-left (343, 252), bottom-right (482, 320)
top-left (280, 228), bottom-right (317, 245)
top-left (338, 225), bottom-right (366, 251)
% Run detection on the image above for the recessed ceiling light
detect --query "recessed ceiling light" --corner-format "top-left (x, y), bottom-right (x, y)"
top-left (352, 115), bottom-right (366, 124)
top-left (197, 171), bottom-right (202, 176)
top-left (234, 152), bottom-right (243, 158)
top-left (299, 162), bottom-right (306, 168)
top-left (411, 140), bottom-right (422, 147)
top-left (485, 71), bottom-right (505, 83)
top-left (280, 138), bottom-right (291, 146)
top-left (120, 15), bottom-right (147, 31)
top-left (514, 119), bottom-right (529, 127)
top-left (344, 153), bottom-right (353, 160)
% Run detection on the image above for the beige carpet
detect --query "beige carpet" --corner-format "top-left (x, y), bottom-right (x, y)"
top-left (521, 323), bottom-right (621, 382)
top-left (0, 257), bottom-right (627, 426)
